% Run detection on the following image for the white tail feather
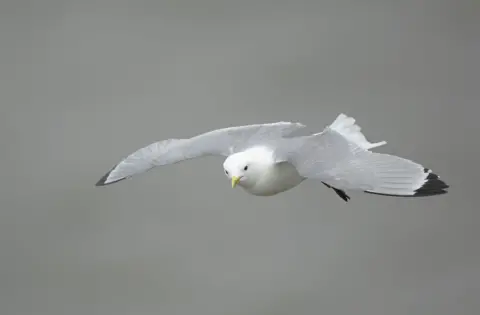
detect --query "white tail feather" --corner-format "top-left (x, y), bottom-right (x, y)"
top-left (329, 113), bottom-right (387, 150)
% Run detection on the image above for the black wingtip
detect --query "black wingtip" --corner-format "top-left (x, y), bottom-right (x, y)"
top-left (364, 168), bottom-right (449, 198)
top-left (95, 165), bottom-right (126, 187)
top-left (413, 169), bottom-right (449, 197)
top-left (95, 174), bottom-right (108, 186)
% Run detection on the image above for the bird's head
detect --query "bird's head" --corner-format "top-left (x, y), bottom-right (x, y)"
top-left (223, 147), bottom-right (274, 189)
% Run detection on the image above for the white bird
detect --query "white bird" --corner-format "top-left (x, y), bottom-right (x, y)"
top-left (96, 113), bottom-right (448, 202)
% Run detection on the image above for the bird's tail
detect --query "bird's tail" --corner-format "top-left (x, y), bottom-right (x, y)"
top-left (328, 113), bottom-right (387, 150)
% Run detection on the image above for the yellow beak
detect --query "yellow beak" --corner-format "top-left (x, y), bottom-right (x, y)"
top-left (231, 176), bottom-right (241, 188)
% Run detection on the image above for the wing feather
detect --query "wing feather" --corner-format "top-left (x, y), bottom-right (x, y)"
top-left (275, 114), bottom-right (448, 196)
top-left (96, 122), bottom-right (305, 186)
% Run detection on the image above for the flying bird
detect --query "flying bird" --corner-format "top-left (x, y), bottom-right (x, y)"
top-left (95, 113), bottom-right (448, 202)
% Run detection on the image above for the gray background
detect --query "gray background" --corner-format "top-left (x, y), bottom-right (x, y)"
top-left (1, 0), bottom-right (479, 314)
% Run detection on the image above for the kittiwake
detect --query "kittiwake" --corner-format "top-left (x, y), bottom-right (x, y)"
top-left (95, 113), bottom-right (449, 202)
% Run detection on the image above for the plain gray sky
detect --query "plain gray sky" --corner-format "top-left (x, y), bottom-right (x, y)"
top-left (1, 0), bottom-right (479, 314)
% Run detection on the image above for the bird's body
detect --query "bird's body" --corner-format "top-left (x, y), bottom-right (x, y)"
top-left (249, 160), bottom-right (305, 196)
top-left (96, 113), bottom-right (449, 202)
top-left (225, 146), bottom-right (305, 196)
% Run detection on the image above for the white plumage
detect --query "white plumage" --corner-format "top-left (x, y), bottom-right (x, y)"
top-left (327, 113), bottom-right (387, 150)
top-left (96, 113), bottom-right (449, 201)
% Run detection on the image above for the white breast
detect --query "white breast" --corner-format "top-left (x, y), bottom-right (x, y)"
top-left (243, 162), bottom-right (305, 196)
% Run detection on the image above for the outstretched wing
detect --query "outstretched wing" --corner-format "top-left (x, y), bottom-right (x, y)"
top-left (96, 122), bottom-right (305, 186)
top-left (275, 113), bottom-right (448, 197)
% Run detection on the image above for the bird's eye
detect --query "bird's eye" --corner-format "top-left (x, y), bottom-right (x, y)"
top-left (244, 165), bottom-right (248, 171)
top-left (225, 170), bottom-right (229, 175)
